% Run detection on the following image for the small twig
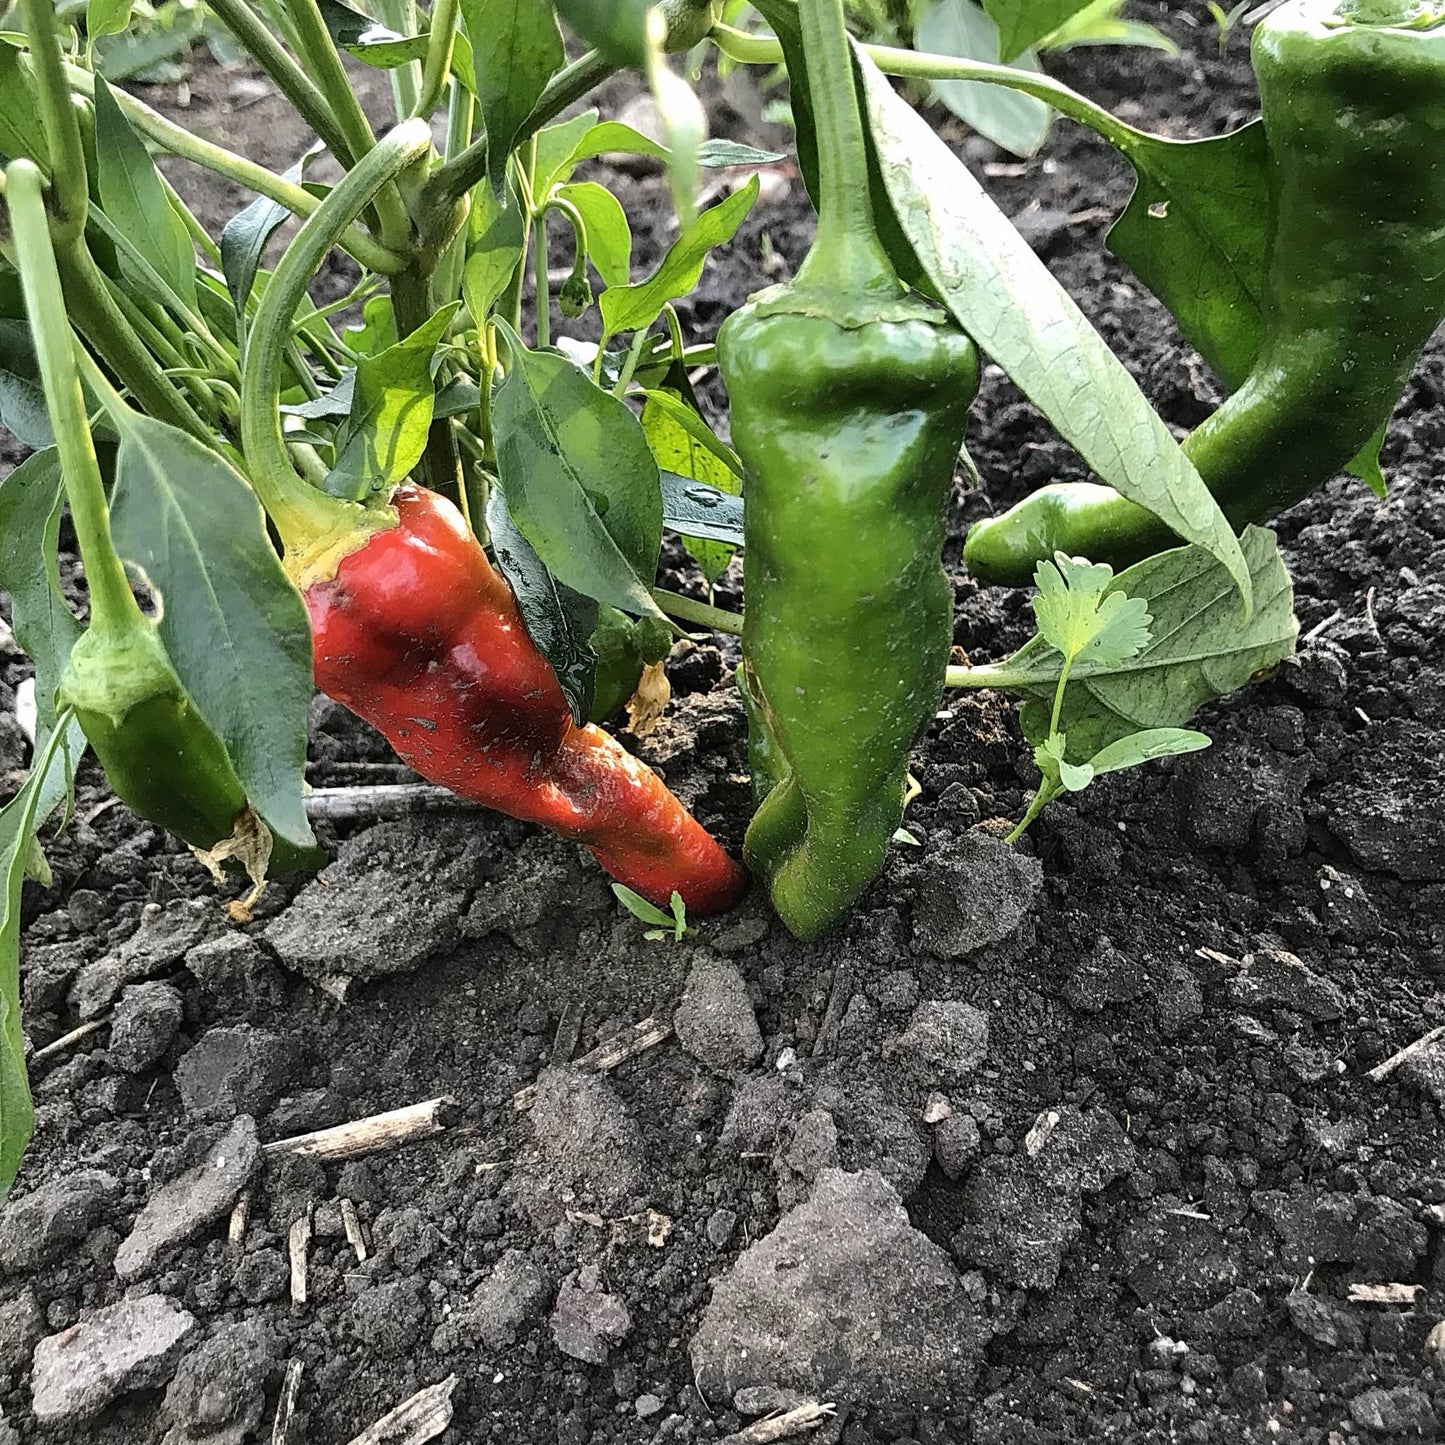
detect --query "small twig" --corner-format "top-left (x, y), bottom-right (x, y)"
top-left (288, 1207), bottom-right (312, 1306)
top-left (720, 1402), bottom-right (836, 1445)
top-left (340, 1197), bottom-right (369, 1263)
top-left (1364, 585), bottom-right (1381, 642)
top-left (551, 999), bottom-right (585, 1067)
top-left (1367, 1025), bottom-right (1445, 1083)
top-left (514, 1017), bottom-right (672, 1111)
top-left (304, 784), bottom-right (480, 823)
top-left (345, 1376), bottom-right (458, 1445)
top-left (30, 1017), bottom-right (109, 1063)
top-left (272, 1359), bottom-right (303, 1445)
top-left (1348, 1282), bottom-right (1421, 1306)
top-left (265, 1098), bottom-right (454, 1161)
top-left (1301, 607), bottom-right (1343, 644)
top-left (228, 1193), bottom-right (250, 1256)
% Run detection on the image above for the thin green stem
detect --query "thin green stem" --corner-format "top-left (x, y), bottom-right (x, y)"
top-left (412, 0), bottom-right (461, 119)
top-left (1049, 655), bottom-right (1074, 737)
top-left (376, 0), bottom-right (422, 116)
top-left (1005, 779), bottom-right (1057, 843)
top-left (476, 320), bottom-right (497, 456)
top-left (650, 588), bottom-right (744, 636)
top-left (790, 0), bottom-right (895, 295)
top-left (7, 161), bottom-right (138, 633)
top-left (240, 119), bottom-right (432, 556)
top-left (663, 303), bottom-right (685, 361)
top-left (207, 0), bottom-right (358, 167)
top-left (533, 213), bottom-right (550, 350)
top-left (60, 65), bottom-right (407, 273)
top-left (18, 0), bottom-right (89, 244)
top-left (612, 327), bottom-right (651, 398)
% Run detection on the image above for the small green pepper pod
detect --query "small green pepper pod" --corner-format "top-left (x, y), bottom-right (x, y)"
top-left (965, 0), bottom-right (1445, 584)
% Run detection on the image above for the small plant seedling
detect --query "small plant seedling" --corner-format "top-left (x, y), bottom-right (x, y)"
top-left (1008, 553), bottom-right (1210, 838)
top-left (612, 884), bottom-right (694, 942)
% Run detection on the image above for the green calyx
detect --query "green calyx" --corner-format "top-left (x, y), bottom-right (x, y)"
top-left (659, 0), bottom-right (724, 51)
top-left (59, 620), bottom-right (189, 728)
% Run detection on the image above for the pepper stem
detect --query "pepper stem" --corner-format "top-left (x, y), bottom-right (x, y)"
top-left (6, 161), bottom-right (143, 639)
top-left (790, 0), bottom-right (899, 299)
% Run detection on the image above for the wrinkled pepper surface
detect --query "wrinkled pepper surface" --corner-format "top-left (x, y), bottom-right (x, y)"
top-left (304, 486), bottom-right (744, 913)
top-left (720, 0), bottom-right (978, 938)
top-left (964, 0), bottom-right (1445, 583)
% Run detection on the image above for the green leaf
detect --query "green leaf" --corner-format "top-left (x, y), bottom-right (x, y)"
top-left (0, 450), bottom-right (81, 740)
top-left (325, 305), bottom-right (456, 500)
top-left (612, 881), bottom-right (677, 929)
top-left (464, 180), bottom-right (529, 325)
top-left (315, 0), bottom-right (429, 65)
top-left (88, 0), bottom-right (135, 41)
top-left (341, 294), bottom-right (399, 357)
top-left (531, 111), bottom-right (604, 200)
top-left (553, 0), bottom-right (654, 69)
top-left (0, 319), bottom-right (53, 449)
top-left (0, 713), bottom-right (85, 1201)
top-left (640, 387), bottom-right (740, 585)
top-left (0, 45), bottom-right (50, 165)
top-left (1044, 0), bottom-right (1177, 52)
top-left (982, 0), bottom-right (1094, 58)
top-left (461, 0), bottom-right (565, 191)
top-left (94, 0), bottom-right (204, 80)
top-left (107, 417), bottom-right (316, 849)
top-left (1035, 734), bottom-right (1093, 791)
top-left (92, 77), bottom-right (198, 314)
top-left (491, 320), bottom-right (666, 620)
top-left (648, 55), bottom-right (707, 226)
top-left (1031, 553), bottom-right (1151, 668)
top-left (220, 149), bottom-right (320, 320)
top-left (857, 50), bottom-right (1253, 614)
top-left (917, 0), bottom-right (1051, 158)
top-left (658, 470), bottom-right (744, 546)
top-left (1348, 423), bottom-right (1388, 499)
top-left (1087, 727), bottom-right (1210, 776)
top-left (599, 175), bottom-right (759, 338)
top-left (989, 526), bottom-right (1296, 760)
top-left (486, 485), bottom-right (599, 726)
top-left (697, 140), bottom-right (786, 167)
top-left (556, 181), bottom-right (632, 288)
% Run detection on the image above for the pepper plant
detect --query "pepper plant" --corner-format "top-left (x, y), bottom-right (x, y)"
top-left (6, 0), bottom-right (1439, 1191)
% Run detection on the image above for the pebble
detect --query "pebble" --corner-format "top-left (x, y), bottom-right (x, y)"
top-left (173, 1025), bottom-right (297, 1121)
top-left (634, 1393), bottom-right (664, 1418)
top-left (114, 1117), bottom-right (261, 1282)
top-left (107, 982), bottom-right (184, 1073)
top-left (550, 1266), bottom-right (632, 1365)
top-left (1348, 1385), bottom-right (1437, 1435)
top-left (895, 1000), bottom-right (990, 1081)
top-left (673, 954), bottom-right (763, 1073)
top-left (0, 1170), bottom-right (122, 1273)
top-left (1285, 1291), bottom-right (1363, 1351)
top-left (912, 830), bottom-right (1042, 957)
top-left (460, 1249), bottom-right (550, 1352)
top-left (705, 1208), bottom-right (737, 1249)
top-left (31, 1295), bottom-right (196, 1424)
top-left (185, 934), bottom-right (286, 1011)
top-left (934, 1112), bottom-right (981, 1180)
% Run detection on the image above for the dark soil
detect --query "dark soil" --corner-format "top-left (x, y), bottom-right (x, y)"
top-left (3, 5), bottom-right (1445, 1442)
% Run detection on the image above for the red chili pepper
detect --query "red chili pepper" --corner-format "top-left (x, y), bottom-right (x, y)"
top-left (303, 485), bottom-right (744, 914)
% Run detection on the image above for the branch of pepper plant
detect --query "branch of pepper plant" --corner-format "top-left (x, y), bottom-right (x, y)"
top-left (16, 0), bottom-right (89, 246)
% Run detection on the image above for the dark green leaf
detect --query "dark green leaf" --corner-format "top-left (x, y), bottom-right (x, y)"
top-left (1087, 727), bottom-right (1210, 776)
top-left (315, 0), bottom-right (427, 64)
top-left (325, 306), bottom-right (456, 500)
top-left (553, 0), bottom-right (653, 69)
top-left (0, 451), bottom-right (81, 739)
top-left (658, 470), bottom-right (744, 546)
top-left (486, 486), bottom-right (598, 724)
top-left (556, 181), bottom-right (632, 288)
top-left (0, 320), bottom-right (53, 449)
top-left (981, 0), bottom-right (1094, 59)
top-left (282, 369), bottom-right (356, 421)
top-left (220, 149), bottom-right (320, 319)
top-left (0, 713), bottom-right (85, 1200)
top-left (463, 181), bottom-right (528, 325)
top-left (108, 417), bottom-right (315, 849)
top-left (696, 139), bottom-right (786, 167)
top-left (531, 111), bottom-right (603, 200)
top-left (0, 46), bottom-right (50, 166)
top-left (857, 50), bottom-right (1252, 612)
top-left (93, 78), bottom-right (198, 313)
top-left (917, 0), bottom-right (1051, 157)
top-left (492, 320), bottom-right (666, 620)
top-left (641, 389), bottom-right (739, 585)
top-left (462, 0), bottom-right (565, 191)
top-left (599, 175), bottom-right (758, 337)
top-left (88, 0), bottom-right (135, 41)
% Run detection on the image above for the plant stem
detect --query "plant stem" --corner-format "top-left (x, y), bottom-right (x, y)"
top-left (1049, 657), bottom-right (1073, 738)
top-left (207, 0), bottom-right (358, 166)
top-left (17, 0), bottom-right (89, 244)
top-left (412, 0), bottom-right (460, 119)
top-left (240, 119), bottom-right (433, 560)
top-left (650, 588), bottom-right (743, 636)
top-left (612, 327), bottom-right (651, 397)
top-left (533, 214), bottom-right (550, 349)
top-left (789, 0), bottom-right (896, 296)
top-left (1005, 779), bottom-right (1057, 842)
top-left (376, 0), bottom-right (422, 116)
top-left (7, 162), bottom-right (138, 635)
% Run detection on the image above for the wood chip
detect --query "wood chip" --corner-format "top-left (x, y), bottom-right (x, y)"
top-left (1025, 1110), bottom-right (1060, 1156)
top-left (30, 1017), bottom-right (109, 1064)
top-left (304, 784), bottom-right (479, 822)
top-left (265, 1097), bottom-right (453, 1161)
top-left (720, 1402), bottom-right (835, 1445)
top-left (1348, 1282), bottom-right (1423, 1306)
top-left (340, 1197), bottom-right (369, 1263)
top-left (646, 1208), bottom-right (672, 1248)
top-left (514, 1017), bottom-right (672, 1111)
top-left (345, 1376), bottom-right (458, 1445)
top-left (272, 1359), bottom-right (303, 1445)
top-left (1367, 1026), bottom-right (1445, 1082)
top-left (288, 1208), bottom-right (312, 1307)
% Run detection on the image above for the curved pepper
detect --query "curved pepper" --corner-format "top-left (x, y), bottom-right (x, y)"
top-left (963, 0), bottom-right (1445, 583)
top-left (306, 485), bottom-right (744, 913)
top-left (720, 0), bottom-right (978, 938)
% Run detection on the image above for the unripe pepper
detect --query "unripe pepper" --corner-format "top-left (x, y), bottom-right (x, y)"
top-left (964, 0), bottom-right (1445, 583)
top-left (719, 0), bottom-right (978, 938)
top-left (239, 123), bottom-right (743, 915)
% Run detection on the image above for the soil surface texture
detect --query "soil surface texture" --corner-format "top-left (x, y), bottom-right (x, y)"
top-left (2, 5), bottom-right (1444, 1443)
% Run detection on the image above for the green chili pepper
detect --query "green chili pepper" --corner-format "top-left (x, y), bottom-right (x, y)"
top-left (6, 159), bottom-right (308, 882)
top-left (964, 0), bottom-right (1445, 584)
top-left (719, 0), bottom-right (978, 938)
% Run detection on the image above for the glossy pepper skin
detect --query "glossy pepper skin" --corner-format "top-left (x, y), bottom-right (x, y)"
top-left (305, 485), bottom-right (744, 914)
top-left (722, 302), bottom-right (978, 939)
top-left (963, 0), bottom-right (1445, 584)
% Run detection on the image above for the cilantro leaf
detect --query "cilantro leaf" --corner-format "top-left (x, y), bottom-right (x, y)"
top-left (1032, 552), bottom-right (1152, 668)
